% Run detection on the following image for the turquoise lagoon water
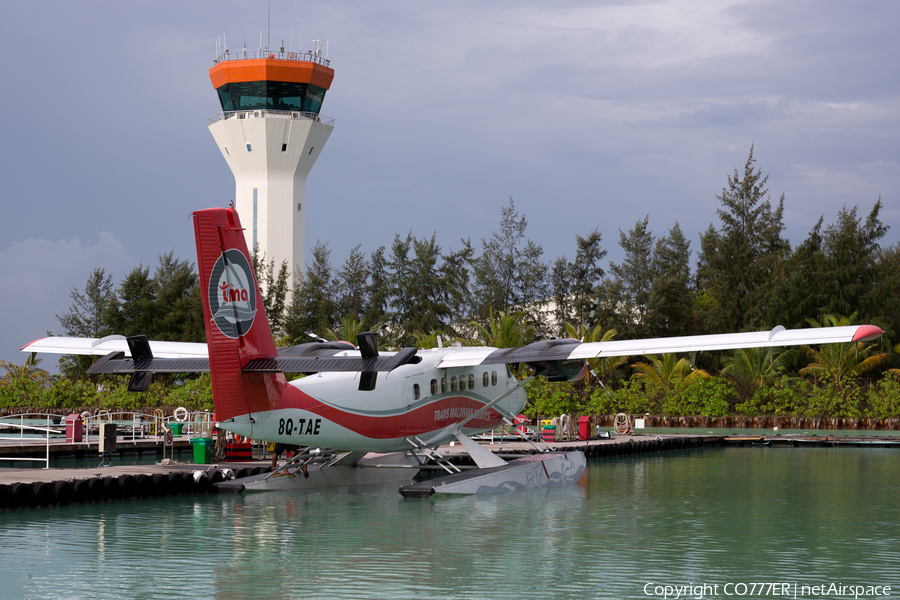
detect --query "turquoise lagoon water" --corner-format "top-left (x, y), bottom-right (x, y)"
top-left (0, 447), bottom-right (898, 599)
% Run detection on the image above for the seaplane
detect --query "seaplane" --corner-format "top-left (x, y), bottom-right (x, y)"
top-left (22, 207), bottom-right (884, 497)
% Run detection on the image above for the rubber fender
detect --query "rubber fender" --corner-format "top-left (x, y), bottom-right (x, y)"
top-left (102, 476), bottom-right (121, 500)
top-left (72, 479), bottom-right (90, 503)
top-left (167, 472), bottom-right (184, 495)
top-left (86, 477), bottom-right (105, 502)
top-left (233, 468), bottom-right (248, 480)
top-left (135, 474), bottom-right (154, 497)
top-left (0, 484), bottom-right (12, 509)
top-left (32, 482), bottom-right (53, 507)
top-left (11, 483), bottom-right (33, 508)
top-left (53, 481), bottom-right (74, 506)
top-left (220, 468), bottom-right (235, 480)
top-left (118, 474), bottom-right (137, 498)
top-left (208, 469), bottom-right (225, 485)
top-left (179, 472), bottom-right (195, 493)
top-left (248, 467), bottom-right (263, 476)
top-left (193, 471), bottom-right (210, 492)
top-left (152, 473), bottom-right (170, 496)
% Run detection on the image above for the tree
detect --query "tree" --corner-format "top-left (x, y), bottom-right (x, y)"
top-left (471, 197), bottom-right (549, 333)
top-left (283, 241), bottom-right (337, 339)
top-left (645, 221), bottom-right (693, 336)
top-left (0, 354), bottom-right (49, 384)
top-left (151, 252), bottom-right (204, 342)
top-left (252, 250), bottom-right (290, 337)
top-left (721, 347), bottom-right (798, 394)
top-left (608, 215), bottom-right (655, 336)
top-left (335, 245), bottom-right (370, 324)
top-left (800, 313), bottom-right (889, 384)
top-left (469, 308), bottom-right (535, 349)
top-left (631, 354), bottom-right (709, 388)
top-left (571, 228), bottom-right (606, 324)
top-left (696, 146), bottom-right (790, 332)
top-left (57, 268), bottom-right (115, 338)
top-left (564, 322), bottom-right (626, 383)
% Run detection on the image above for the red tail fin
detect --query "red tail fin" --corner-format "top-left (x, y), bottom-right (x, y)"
top-left (193, 208), bottom-right (285, 423)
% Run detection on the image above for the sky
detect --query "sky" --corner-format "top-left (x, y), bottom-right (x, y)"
top-left (1, 0), bottom-right (897, 368)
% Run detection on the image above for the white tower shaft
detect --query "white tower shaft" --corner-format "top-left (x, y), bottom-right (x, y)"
top-left (208, 112), bottom-right (333, 282)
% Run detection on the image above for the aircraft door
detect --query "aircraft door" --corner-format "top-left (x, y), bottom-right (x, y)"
top-left (407, 377), bottom-right (422, 437)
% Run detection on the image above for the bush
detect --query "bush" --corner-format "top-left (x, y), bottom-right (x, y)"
top-left (736, 376), bottom-right (809, 417)
top-left (865, 374), bottom-right (900, 419)
top-left (661, 377), bottom-right (734, 417)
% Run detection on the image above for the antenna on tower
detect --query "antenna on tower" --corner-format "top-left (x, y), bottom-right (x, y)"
top-left (290, 24), bottom-right (293, 54)
top-left (267, 2), bottom-right (271, 52)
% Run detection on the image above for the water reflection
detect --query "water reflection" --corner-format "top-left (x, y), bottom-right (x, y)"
top-left (0, 448), bottom-right (898, 599)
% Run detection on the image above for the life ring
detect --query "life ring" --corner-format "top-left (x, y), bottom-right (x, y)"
top-left (174, 407), bottom-right (189, 423)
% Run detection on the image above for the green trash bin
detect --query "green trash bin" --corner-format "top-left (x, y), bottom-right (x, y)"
top-left (170, 422), bottom-right (184, 436)
top-left (192, 437), bottom-right (213, 464)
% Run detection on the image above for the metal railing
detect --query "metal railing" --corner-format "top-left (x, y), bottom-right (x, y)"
top-left (208, 109), bottom-right (334, 127)
top-left (0, 414), bottom-right (52, 468)
top-left (214, 49), bottom-right (330, 67)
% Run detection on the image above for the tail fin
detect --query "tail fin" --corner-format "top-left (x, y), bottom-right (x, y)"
top-left (193, 208), bottom-right (285, 424)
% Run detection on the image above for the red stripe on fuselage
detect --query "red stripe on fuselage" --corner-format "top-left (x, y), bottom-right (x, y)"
top-left (274, 385), bottom-right (503, 439)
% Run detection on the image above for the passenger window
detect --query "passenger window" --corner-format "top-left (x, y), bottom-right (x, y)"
top-left (430, 379), bottom-right (437, 395)
top-left (413, 383), bottom-right (420, 400)
top-left (468, 374), bottom-right (475, 389)
top-left (492, 371), bottom-right (497, 386)
top-left (483, 372), bottom-right (489, 387)
top-left (451, 376), bottom-right (457, 392)
top-left (459, 375), bottom-right (466, 391)
top-left (441, 377), bottom-right (447, 393)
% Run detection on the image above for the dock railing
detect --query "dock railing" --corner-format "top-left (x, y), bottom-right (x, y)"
top-left (0, 414), bottom-right (52, 468)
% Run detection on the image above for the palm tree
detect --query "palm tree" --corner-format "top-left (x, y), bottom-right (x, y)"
top-left (0, 353), bottom-right (49, 384)
top-left (564, 322), bottom-right (627, 382)
top-left (326, 315), bottom-right (368, 345)
top-left (722, 346), bottom-right (798, 392)
top-left (889, 343), bottom-right (900, 381)
top-left (800, 313), bottom-right (889, 384)
top-left (631, 353), bottom-right (709, 388)
top-left (469, 308), bottom-right (534, 349)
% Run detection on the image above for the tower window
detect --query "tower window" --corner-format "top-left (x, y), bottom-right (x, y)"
top-left (224, 147), bottom-right (230, 155)
top-left (297, 203), bottom-right (302, 211)
top-left (246, 144), bottom-right (252, 152)
top-left (282, 144), bottom-right (287, 152)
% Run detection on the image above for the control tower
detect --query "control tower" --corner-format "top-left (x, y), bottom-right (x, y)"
top-left (208, 42), bottom-right (334, 284)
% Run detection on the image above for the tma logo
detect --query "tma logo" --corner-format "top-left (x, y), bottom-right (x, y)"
top-left (207, 249), bottom-right (257, 338)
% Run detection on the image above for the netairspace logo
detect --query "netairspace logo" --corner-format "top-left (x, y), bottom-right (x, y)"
top-left (642, 582), bottom-right (892, 599)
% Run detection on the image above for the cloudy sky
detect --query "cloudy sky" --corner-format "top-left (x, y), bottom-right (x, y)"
top-left (1, 0), bottom-right (897, 367)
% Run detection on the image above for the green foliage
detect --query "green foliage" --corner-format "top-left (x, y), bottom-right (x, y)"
top-left (865, 374), bottom-right (900, 419)
top-left (661, 377), bottom-right (734, 417)
top-left (523, 377), bottom-right (580, 418)
top-left (589, 379), bottom-right (660, 415)
top-left (736, 375), bottom-right (810, 417)
top-left (0, 375), bottom-right (214, 412)
top-left (800, 313), bottom-right (889, 383)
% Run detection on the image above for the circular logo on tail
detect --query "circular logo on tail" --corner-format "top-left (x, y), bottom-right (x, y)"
top-left (208, 249), bottom-right (258, 338)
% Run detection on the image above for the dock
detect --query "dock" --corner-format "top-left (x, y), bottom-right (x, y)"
top-left (1, 432), bottom-right (898, 510)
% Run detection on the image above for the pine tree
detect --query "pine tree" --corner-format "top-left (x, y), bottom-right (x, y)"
top-left (696, 146), bottom-right (789, 332)
top-left (608, 215), bottom-right (655, 336)
top-left (646, 221), bottom-right (693, 336)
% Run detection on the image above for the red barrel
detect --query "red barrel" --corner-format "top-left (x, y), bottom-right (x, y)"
top-left (578, 416), bottom-right (592, 440)
top-left (515, 414), bottom-right (528, 436)
top-left (65, 414), bottom-right (83, 442)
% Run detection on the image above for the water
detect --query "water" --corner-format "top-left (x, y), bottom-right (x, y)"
top-left (1, 447), bottom-right (898, 599)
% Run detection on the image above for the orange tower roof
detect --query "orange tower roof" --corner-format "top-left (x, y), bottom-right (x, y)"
top-left (209, 57), bottom-right (334, 90)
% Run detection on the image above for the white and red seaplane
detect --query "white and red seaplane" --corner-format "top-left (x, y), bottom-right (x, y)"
top-left (23, 207), bottom-right (884, 496)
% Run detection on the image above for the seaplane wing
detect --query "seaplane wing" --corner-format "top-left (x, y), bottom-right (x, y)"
top-left (435, 325), bottom-right (883, 370)
top-left (21, 335), bottom-right (208, 358)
